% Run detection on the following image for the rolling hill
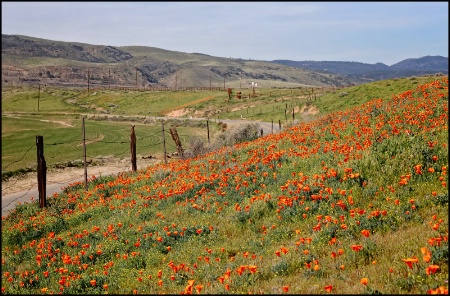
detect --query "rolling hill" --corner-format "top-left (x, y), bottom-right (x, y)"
top-left (1, 34), bottom-right (352, 89)
top-left (272, 56), bottom-right (448, 83)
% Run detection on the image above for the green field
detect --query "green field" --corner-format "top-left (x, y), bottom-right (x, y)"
top-left (1, 75), bottom-right (445, 178)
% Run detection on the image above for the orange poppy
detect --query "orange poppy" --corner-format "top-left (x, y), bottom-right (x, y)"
top-left (426, 265), bottom-right (440, 275)
top-left (351, 245), bottom-right (363, 252)
top-left (402, 257), bottom-right (419, 269)
top-left (360, 278), bottom-right (368, 285)
top-left (324, 285), bottom-right (333, 293)
top-left (196, 284), bottom-right (203, 294)
top-left (360, 230), bottom-right (370, 237)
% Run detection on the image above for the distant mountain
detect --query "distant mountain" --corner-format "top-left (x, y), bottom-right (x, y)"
top-left (271, 56), bottom-right (448, 83)
top-left (1, 34), bottom-right (447, 89)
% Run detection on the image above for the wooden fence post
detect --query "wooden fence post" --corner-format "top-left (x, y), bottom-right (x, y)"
top-left (130, 125), bottom-right (137, 172)
top-left (161, 121), bottom-right (167, 164)
top-left (169, 127), bottom-right (184, 159)
top-left (82, 117), bottom-right (88, 190)
top-left (207, 119), bottom-right (210, 144)
top-left (36, 135), bottom-right (47, 208)
top-left (279, 120), bottom-right (281, 131)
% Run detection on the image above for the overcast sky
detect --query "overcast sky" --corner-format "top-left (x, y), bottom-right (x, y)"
top-left (2, 2), bottom-right (448, 66)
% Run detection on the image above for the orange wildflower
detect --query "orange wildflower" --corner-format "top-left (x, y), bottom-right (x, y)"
top-left (402, 256), bottom-right (419, 269)
top-left (236, 265), bottom-right (246, 275)
top-left (329, 237), bottom-right (337, 245)
top-left (196, 284), bottom-right (203, 294)
top-left (361, 229), bottom-right (370, 237)
top-left (324, 285), bottom-right (333, 293)
top-left (426, 265), bottom-right (440, 275)
top-left (282, 286), bottom-right (289, 292)
top-left (360, 278), bottom-right (368, 285)
top-left (248, 265), bottom-right (257, 274)
top-left (351, 244), bottom-right (363, 252)
top-left (428, 286), bottom-right (448, 294)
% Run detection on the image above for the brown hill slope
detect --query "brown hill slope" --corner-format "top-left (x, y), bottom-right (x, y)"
top-left (1, 34), bottom-right (352, 88)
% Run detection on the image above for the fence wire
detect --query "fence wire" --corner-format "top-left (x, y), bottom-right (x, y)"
top-left (1, 182), bottom-right (37, 210)
top-left (2, 145), bottom-right (34, 171)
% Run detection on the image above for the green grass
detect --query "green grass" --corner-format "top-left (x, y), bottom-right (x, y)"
top-left (1, 114), bottom-right (215, 175)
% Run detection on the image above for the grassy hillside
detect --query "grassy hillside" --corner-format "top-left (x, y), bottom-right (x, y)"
top-left (1, 76), bottom-right (443, 176)
top-left (1, 76), bottom-right (448, 294)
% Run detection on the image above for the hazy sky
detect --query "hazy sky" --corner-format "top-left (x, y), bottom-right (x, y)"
top-left (2, 2), bottom-right (448, 66)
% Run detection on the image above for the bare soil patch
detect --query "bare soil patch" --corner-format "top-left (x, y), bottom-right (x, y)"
top-left (166, 108), bottom-right (192, 118)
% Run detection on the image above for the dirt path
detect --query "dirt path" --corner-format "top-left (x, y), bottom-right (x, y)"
top-left (1, 158), bottom-right (160, 217)
top-left (164, 96), bottom-right (216, 116)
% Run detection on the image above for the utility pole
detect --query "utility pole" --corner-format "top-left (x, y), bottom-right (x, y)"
top-left (109, 69), bottom-right (111, 89)
top-left (240, 72), bottom-right (242, 89)
top-left (210, 74), bottom-right (211, 89)
top-left (87, 70), bottom-right (90, 96)
top-left (135, 68), bottom-right (138, 89)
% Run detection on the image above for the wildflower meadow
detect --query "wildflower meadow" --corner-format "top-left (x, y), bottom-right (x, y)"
top-left (1, 77), bottom-right (448, 294)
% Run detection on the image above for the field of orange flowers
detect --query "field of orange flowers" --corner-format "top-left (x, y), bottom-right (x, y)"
top-left (1, 77), bottom-right (448, 294)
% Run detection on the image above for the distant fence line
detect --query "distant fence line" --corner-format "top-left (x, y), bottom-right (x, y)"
top-left (95, 86), bottom-right (227, 92)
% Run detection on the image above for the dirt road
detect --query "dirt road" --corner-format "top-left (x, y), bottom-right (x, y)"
top-left (1, 159), bottom-right (157, 217)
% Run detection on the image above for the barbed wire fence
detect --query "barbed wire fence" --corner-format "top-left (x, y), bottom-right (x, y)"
top-left (1, 118), bottom-right (217, 212)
